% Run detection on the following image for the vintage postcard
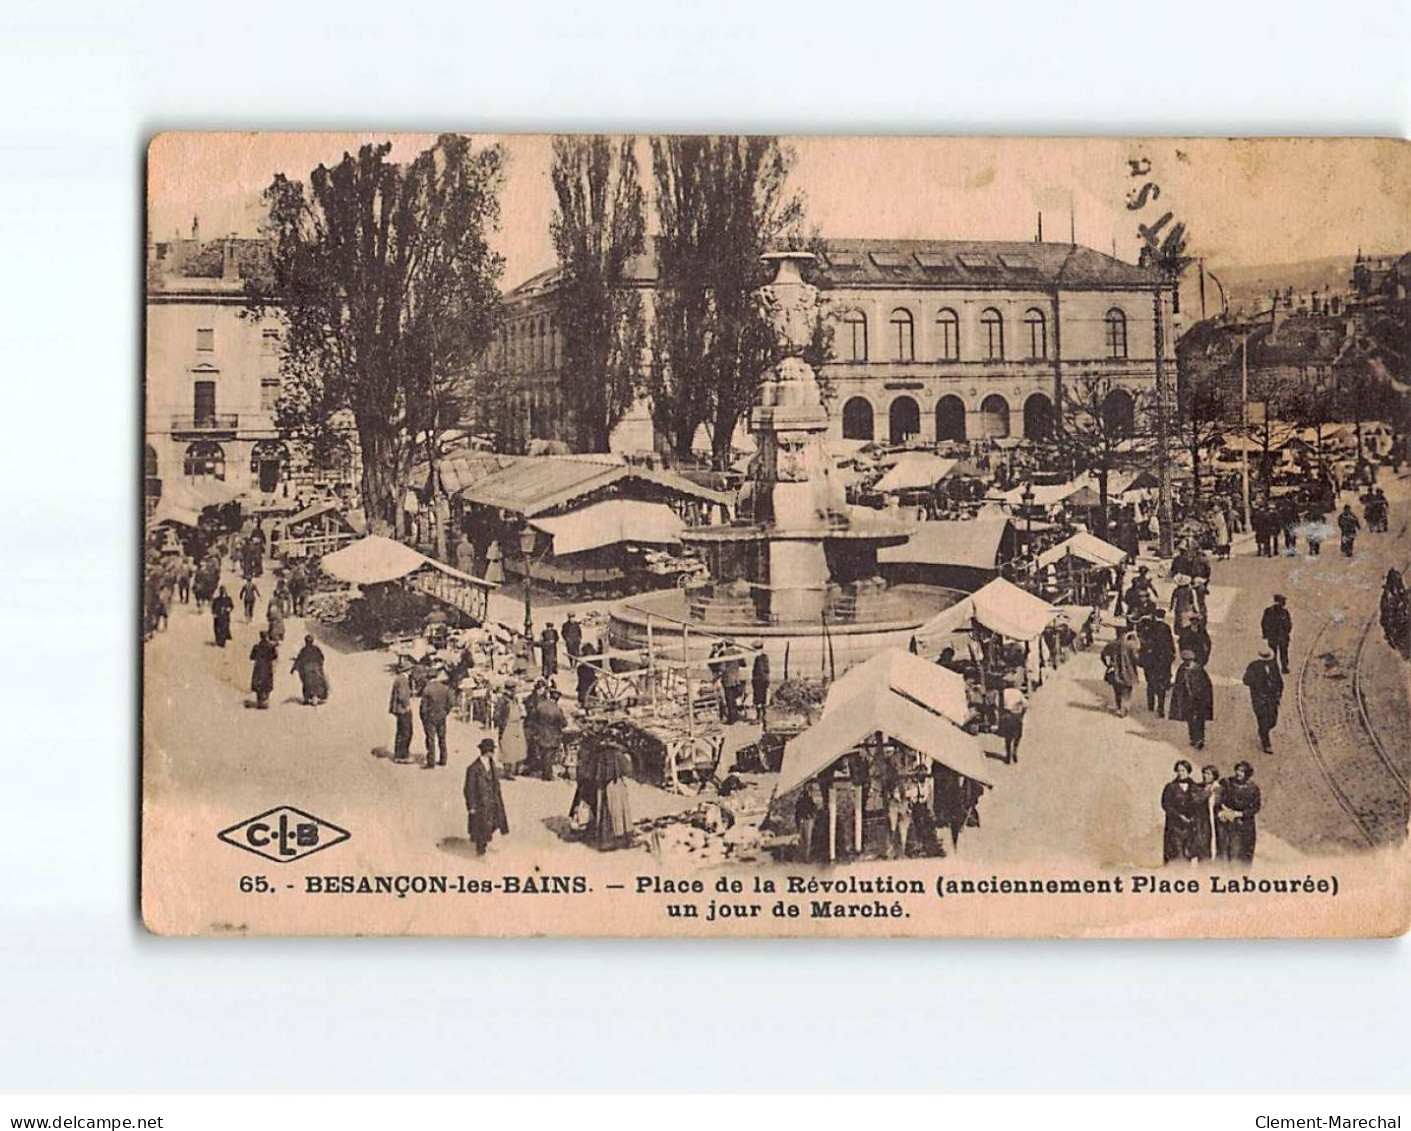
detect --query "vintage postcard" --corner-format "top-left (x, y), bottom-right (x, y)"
top-left (142, 134), bottom-right (1411, 937)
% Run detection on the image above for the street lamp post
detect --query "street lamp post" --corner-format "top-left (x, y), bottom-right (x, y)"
top-left (518, 524), bottom-right (537, 647)
top-left (1021, 480), bottom-right (1035, 560)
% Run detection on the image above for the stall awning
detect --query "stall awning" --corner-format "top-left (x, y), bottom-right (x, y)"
top-left (874, 454), bottom-right (957, 493)
top-left (529, 499), bottom-right (684, 556)
top-left (457, 456), bottom-right (729, 517)
top-left (320, 535), bottom-right (495, 589)
top-left (1036, 531), bottom-right (1127, 570)
top-left (878, 517), bottom-right (1011, 570)
top-left (997, 478), bottom-right (1096, 508)
top-left (778, 648), bottom-right (992, 796)
top-left (916, 577), bottom-right (1057, 649)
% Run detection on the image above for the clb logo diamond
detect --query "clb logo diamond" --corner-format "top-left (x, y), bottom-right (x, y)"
top-left (218, 806), bottom-right (351, 863)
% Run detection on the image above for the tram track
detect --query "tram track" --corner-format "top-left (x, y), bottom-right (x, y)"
top-left (1294, 548), bottom-right (1411, 849)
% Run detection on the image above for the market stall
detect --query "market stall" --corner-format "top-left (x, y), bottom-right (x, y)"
top-left (774, 648), bottom-right (991, 861)
top-left (320, 535), bottom-right (497, 641)
top-left (1035, 531), bottom-right (1128, 606)
top-left (914, 576), bottom-right (1058, 723)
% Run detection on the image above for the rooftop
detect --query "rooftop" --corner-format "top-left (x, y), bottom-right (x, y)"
top-left (504, 238), bottom-right (1162, 304)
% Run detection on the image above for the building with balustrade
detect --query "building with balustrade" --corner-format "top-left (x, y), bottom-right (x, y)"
top-left (144, 225), bottom-right (356, 514)
top-left (488, 237), bottom-right (1172, 454)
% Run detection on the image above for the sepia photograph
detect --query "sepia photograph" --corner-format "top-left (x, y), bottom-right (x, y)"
top-left (141, 133), bottom-right (1411, 937)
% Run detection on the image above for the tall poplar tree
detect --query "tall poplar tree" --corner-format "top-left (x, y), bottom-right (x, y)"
top-left (548, 135), bottom-right (648, 452)
top-left (648, 135), bottom-right (814, 465)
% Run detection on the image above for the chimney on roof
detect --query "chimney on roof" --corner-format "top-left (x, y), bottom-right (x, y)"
top-left (222, 236), bottom-right (238, 282)
top-left (191, 215), bottom-right (200, 242)
top-left (1036, 212), bottom-right (1043, 243)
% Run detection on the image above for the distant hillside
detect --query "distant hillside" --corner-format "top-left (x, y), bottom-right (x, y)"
top-left (1183, 252), bottom-right (1402, 318)
top-left (1184, 256), bottom-right (1347, 317)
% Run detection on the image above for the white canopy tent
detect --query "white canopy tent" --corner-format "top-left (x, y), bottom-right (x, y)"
top-left (321, 535), bottom-right (494, 590)
top-left (777, 648), bottom-right (992, 796)
top-left (1036, 531), bottom-right (1127, 570)
top-left (915, 577), bottom-right (1057, 652)
top-left (874, 453), bottom-right (958, 493)
top-left (528, 498), bottom-right (684, 556)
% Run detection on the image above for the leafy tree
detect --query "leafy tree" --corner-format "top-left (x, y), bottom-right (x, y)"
top-left (548, 136), bottom-right (648, 452)
top-left (1056, 374), bottom-right (1150, 538)
top-left (647, 135), bottom-right (813, 465)
top-left (1177, 373), bottom-right (1232, 501)
top-left (249, 135), bottom-right (505, 533)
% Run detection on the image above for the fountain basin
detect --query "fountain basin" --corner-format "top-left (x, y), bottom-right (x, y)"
top-left (607, 584), bottom-right (962, 677)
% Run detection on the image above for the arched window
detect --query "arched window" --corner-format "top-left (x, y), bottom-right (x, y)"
top-left (979, 394), bottom-right (1010, 439)
top-left (936, 308), bottom-right (960, 360)
top-left (935, 395), bottom-right (967, 442)
top-left (888, 396), bottom-right (920, 444)
top-left (841, 396), bottom-right (874, 441)
top-left (1105, 308), bottom-right (1128, 359)
top-left (1102, 388), bottom-right (1136, 436)
top-left (250, 440), bottom-right (289, 494)
top-left (840, 310), bottom-right (868, 362)
top-left (889, 308), bottom-right (915, 362)
top-left (1024, 308), bottom-right (1047, 360)
top-left (1023, 393), bottom-right (1054, 440)
top-left (980, 308), bottom-right (1004, 360)
top-left (183, 440), bottom-right (225, 481)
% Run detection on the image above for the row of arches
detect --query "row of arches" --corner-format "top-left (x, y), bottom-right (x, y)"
top-left (837, 306), bottom-right (1129, 363)
top-left (840, 388), bottom-right (1136, 445)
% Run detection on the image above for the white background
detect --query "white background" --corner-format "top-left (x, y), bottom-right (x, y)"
top-left (1, 0), bottom-right (1409, 1094)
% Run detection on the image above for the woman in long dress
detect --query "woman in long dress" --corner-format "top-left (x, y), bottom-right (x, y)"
top-left (493, 682), bottom-right (528, 777)
top-left (595, 744), bottom-right (634, 849)
top-left (211, 585), bottom-right (234, 647)
top-left (484, 540), bottom-right (504, 585)
top-left (266, 599), bottom-right (286, 646)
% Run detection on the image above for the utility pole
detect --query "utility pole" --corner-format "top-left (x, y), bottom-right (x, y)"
top-left (1153, 281), bottom-right (1175, 558)
top-left (1240, 330), bottom-right (1252, 531)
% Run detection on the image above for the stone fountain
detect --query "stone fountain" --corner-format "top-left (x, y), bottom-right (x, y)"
top-left (607, 251), bottom-right (954, 674)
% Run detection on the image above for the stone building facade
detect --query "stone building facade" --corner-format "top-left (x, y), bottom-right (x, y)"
top-left (145, 227), bottom-right (357, 514)
top-left (486, 238), bottom-right (1171, 453)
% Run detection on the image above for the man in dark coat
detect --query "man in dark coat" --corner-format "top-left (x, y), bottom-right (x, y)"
top-left (1260, 593), bottom-right (1293, 675)
top-left (1169, 650), bottom-right (1214, 750)
top-left (1338, 504), bottom-right (1361, 557)
top-left (1139, 608), bottom-right (1176, 718)
top-left (1215, 761), bottom-right (1261, 865)
top-left (249, 630), bottom-right (278, 709)
top-left (1242, 645), bottom-right (1284, 753)
top-left (419, 673), bottom-right (453, 769)
top-left (539, 622), bottom-right (560, 679)
top-left (560, 613), bottom-right (583, 662)
top-left (1161, 760), bottom-right (1203, 864)
top-left (576, 641), bottom-right (598, 709)
top-left (1179, 616), bottom-right (1212, 667)
top-left (526, 689), bottom-right (568, 780)
top-left (464, 738), bottom-right (509, 855)
top-left (290, 634), bottom-right (328, 705)
top-left (389, 666), bottom-right (414, 761)
top-left (750, 641), bottom-right (771, 724)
